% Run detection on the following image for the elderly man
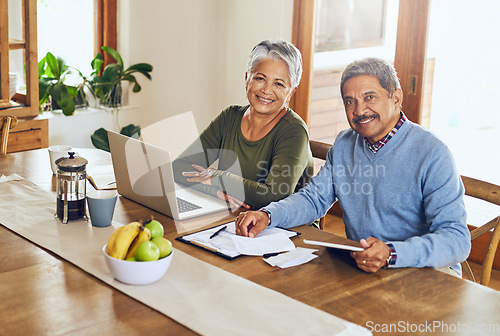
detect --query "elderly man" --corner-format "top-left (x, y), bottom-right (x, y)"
top-left (235, 57), bottom-right (471, 275)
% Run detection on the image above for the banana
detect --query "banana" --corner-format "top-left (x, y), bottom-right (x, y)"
top-left (106, 222), bottom-right (143, 260)
top-left (105, 225), bottom-right (125, 256)
top-left (125, 226), bottom-right (151, 259)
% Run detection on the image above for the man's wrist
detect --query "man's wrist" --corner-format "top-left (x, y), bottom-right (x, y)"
top-left (259, 208), bottom-right (271, 226)
top-left (384, 243), bottom-right (397, 268)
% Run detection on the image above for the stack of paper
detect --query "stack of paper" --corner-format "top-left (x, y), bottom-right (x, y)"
top-left (178, 221), bottom-right (298, 259)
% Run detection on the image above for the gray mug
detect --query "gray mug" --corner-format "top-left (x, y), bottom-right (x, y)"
top-left (86, 190), bottom-right (117, 227)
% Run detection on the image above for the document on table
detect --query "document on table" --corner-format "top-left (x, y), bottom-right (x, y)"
top-left (264, 247), bottom-right (319, 269)
top-left (176, 221), bottom-right (298, 259)
top-left (87, 165), bottom-right (116, 190)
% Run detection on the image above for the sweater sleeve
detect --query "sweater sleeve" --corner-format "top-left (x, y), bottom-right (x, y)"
top-left (210, 122), bottom-right (312, 209)
top-left (389, 145), bottom-right (471, 270)
top-left (264, 146), bottom-right (338, 228)
top-left (172, 109), bottom-right (227, 197)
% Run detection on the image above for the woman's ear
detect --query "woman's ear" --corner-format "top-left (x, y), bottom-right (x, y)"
top-left (286, 87), bottom-right (298, 104)
top-left (244, 72), bottom-right (250, 91)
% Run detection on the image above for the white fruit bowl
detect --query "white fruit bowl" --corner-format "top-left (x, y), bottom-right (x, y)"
top-left (103, 244), bottom-right (173, 285)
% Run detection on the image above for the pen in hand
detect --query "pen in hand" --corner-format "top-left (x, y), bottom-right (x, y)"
top-left (209, 225), bottom-right (227, 239)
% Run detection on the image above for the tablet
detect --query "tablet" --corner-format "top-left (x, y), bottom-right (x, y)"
top-left (303, 239), bottom-right (364, 252)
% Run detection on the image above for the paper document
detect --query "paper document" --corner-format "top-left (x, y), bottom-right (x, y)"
top-left (179, 221), bottom-right (299, 258)
top-left (0, 174), bottom-right (23, 183)
top-left (230, 233), bottom-right (295, 256)
top-left (264, 247), bottom-right (318, 268)
top-left (87, 165), bottom-right (116, 190)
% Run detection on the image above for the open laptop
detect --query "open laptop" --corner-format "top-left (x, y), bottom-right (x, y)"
top-left (107, 130), bottom-right (231, 220)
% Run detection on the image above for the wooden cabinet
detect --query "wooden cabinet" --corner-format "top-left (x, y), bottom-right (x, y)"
top-left (1, 0), bottom-right (47, 152)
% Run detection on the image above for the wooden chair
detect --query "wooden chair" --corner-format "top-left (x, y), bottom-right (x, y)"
top-left (309, 140), bottom-right (334, 230)
top-left (460, 176), bottom-right (500, 287)
top-left (0, 115), bottom-right (18, 155)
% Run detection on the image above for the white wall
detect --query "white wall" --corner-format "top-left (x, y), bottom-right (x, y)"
top-left (122, 0), bottom-right (293, 132)
top-left (48, 0), bottom-right (293, 147)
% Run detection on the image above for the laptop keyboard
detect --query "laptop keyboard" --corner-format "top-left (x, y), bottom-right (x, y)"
top-left (177, 197), bottom-right (202, 214)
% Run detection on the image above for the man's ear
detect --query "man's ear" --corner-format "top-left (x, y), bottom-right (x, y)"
top-left (392, 88), bottom-right (403, 110)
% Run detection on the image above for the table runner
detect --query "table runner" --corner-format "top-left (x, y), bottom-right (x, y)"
top-left (0, 178), bottom-right (370, 336)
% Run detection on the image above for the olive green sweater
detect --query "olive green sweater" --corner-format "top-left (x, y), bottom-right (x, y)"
top-left (172, 105), bottom-right (313, 209)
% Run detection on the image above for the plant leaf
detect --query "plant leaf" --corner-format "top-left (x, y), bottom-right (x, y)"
top-left (66, 85), bottom-right (78, 97)
top-left (45, 52), bottom-right (60, 79)
top-left (102, 46), bottom-right (124, 68)
top-left (120, 124), bottom-right (141, 138)
top-left (102, 63), bottom-right (122, 82)
top-left (124, 63), bottom-right (153, 80)
top-left (58, 95), bottom-right (76, 116)
top-left (125, 63), bottom-right (153, 72)
top-left (121, 74), bottom-right (142, 92)
top-left (39, 77), bottom-right (54, 100)
top-left (91, 128), bottom-right (110, 152)
top-left (48, 82), bottom-right (75, 116)
top-left (91, 53), bottom-right (104, 74)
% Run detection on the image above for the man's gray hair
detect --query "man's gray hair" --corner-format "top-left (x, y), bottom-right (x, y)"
top-left (340, 57), bottom-right (401, 97)
top-left (247, 40), bottom-right (303, 89)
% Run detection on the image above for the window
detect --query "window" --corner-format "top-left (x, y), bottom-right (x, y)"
top-left (424, 0), bottom-right (500, 224)
top-left (37, 0), bottom-right (117, 85)
top-left (37, 0), bottom-right (94, 75)
top-left (315, 0), bottom-right (387, 52)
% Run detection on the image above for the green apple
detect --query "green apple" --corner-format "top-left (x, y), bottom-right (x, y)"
top-left (145, 219), bottom-right (164, 239)
top-left (125, 256), bottom-right (136, 262)
top-left (134, 241), bottom-right (160, 261)
top-left (151, 237), bottom-right (172, 259)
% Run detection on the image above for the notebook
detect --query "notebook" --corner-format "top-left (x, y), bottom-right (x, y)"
top-left (107, 130), bottom-right (231, 220)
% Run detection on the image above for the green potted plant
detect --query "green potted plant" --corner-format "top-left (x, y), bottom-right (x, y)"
top-left (38, 52), bottom-right (88, 116)
top-left (89, 46), bottom-right (153, 108)
top-left (89, 46), bottom-right (153, 151)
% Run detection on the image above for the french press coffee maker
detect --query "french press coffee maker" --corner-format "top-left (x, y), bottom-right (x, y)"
top-left (55, 152), bottom-right (88, 223)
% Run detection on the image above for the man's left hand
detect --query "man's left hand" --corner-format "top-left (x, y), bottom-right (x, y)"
top-left (351, 237), bottom-right (390, 273)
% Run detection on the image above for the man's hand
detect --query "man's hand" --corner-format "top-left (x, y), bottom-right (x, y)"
top-left (182, 164), bottom-right (216, 185)
top-left (216, 190), bottom-right (251, 210)
top-left (235, 211), bottom-right (269, 237)
top-left (350, 237), bottom-right (390, 273)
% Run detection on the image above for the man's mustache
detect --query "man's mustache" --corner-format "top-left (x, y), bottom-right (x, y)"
top-left (353, 114), bottom-right (378, 124)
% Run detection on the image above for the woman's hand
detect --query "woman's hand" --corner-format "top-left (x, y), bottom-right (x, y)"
top-left (182, 164), bottom-right (216, 185)
top-left (183, 164), bottom-right (252, 210)
top-left (216, 190), bottom-right (252, 210)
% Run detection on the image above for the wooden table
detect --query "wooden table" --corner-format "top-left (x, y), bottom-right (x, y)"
top-left (1, 148), bottom-right (499, 335)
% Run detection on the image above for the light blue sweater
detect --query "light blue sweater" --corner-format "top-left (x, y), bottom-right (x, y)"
top-left (266, 120), bottom-right (471, 274)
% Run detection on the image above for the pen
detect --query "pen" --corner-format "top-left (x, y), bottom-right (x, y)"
top-left (263, 252), bottom-right (283, 258)
top-left (209, 225), bottom-right (227, 239)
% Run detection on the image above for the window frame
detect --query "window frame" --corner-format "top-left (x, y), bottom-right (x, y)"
top-left (291, 0), bottom-right (430, 125)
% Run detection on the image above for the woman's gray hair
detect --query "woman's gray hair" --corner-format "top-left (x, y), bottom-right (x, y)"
top-left (340, 57), bottom-right (401, 97)
top-left (246, 40), bottom-right (303, 89)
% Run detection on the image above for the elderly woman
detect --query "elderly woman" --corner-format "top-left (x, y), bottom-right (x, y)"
top-left (172, 39), bottom-right (313, 210)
